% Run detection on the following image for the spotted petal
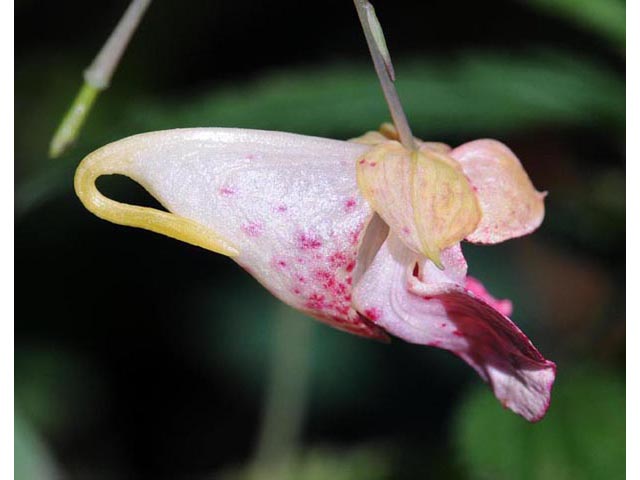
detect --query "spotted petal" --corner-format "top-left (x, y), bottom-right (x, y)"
top-left (450, 139), bottom-right (546, 244)
top-left (75, 128), bottom-right (386, 339)
top-left (352, 233), bottom-right (556, 421)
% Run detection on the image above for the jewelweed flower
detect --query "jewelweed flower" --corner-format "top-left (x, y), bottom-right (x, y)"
top-left (75, 124), bottom-right (555, 421)
top-left (71, 0), bottom-right (555, 422)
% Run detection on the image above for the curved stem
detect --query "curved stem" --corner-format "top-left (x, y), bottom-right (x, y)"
top-left (353, 0), bottom-right (416, 150)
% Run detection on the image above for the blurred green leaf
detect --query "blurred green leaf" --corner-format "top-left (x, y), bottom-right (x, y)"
top-left (126, 51), bottom-right (624, 138)
top-left (15, 411), bottom-right (60, 480)
top-left (524, 0), bottom-right (625, 49)
top-left (223, 445), bottom-right (392, 480)
top-left (15, 347), bottom-right (105, 436)
top-left (454, 366), bottom-right (625, 480)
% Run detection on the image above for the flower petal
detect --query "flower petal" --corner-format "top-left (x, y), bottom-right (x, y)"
top-left (450, 139), bottom-right (546, 244)
top-left (464, 276), bottom-right (513, 317)
top-left (75, 128), bottom-right (387, 339)
top-left (353, 234), bottom-right (555, 421)
top-left (356, 141), bottom-right (481, 267)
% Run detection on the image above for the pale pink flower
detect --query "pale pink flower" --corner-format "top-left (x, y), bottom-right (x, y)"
top-left (75, 125), bottom-right (555, 421)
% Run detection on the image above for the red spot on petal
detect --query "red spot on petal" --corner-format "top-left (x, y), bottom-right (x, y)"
top-left (305, 293), bottom-right (325, 310)
top-left (271, 257), bottom-right (289, 270)
top-left (314, 269), bottom-right (336, 289)
top-left (335, 282), bottom-right (348, 296)
top-left (359, 158), bottom-right (366, 165)
top-left (364, 307), bottom-right (382, 321)
top-left (344, 197), bottom-right (357, 212)
top-left (369, 161), bottom-right (377, 167)
top-left (328, 251), bottom-right (349, 269)
top-left (276, 204), bottom-right (288, 213)
top-left (297, 232), bottom-right (323, 250)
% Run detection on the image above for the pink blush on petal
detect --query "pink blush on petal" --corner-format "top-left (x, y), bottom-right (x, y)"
top-left (219, 186), bottom-right (236, 197)
top-left (241, 221), bottom-right (264, 237)
top-left (271, 257), bottom-right (288, 270)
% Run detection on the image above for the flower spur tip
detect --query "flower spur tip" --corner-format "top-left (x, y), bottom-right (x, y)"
top-left (74, 137), bottom-right (240, 258)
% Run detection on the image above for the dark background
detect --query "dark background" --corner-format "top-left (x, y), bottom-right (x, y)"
top-left (16, 1), bottom-right (625, 479)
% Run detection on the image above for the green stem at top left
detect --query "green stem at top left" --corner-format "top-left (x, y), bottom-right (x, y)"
top-left (49, 0), bottom-right (152, 158)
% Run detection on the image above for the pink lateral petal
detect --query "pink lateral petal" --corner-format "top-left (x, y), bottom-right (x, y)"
top-left (353, 234), bottom-right (555, 421)
top-left (464, 276), bottom-right (513, 317)
top-left (450, 139), bottom-right (546, 244)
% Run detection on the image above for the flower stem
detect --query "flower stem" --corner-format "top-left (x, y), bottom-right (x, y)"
top-left (251, 305), bottom-right (313, 476)
top-left (353, 0), bottom-right (416, 150)
top-left (83, 0), bottom-right (152, 90)
top-left (49, 83), bottom-right (100, 158)
top-left (49, 0), bottom-right (152, 158)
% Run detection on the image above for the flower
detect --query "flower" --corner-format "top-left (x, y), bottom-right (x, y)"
top-left (74, 124), bottom-right (555, 421)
